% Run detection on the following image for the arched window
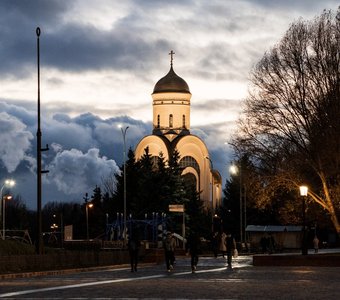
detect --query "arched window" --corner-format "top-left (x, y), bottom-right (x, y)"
top-left (182, 115), bottom-right (186, 128)
top-left (157, 115), bottom-right (160, 128)
top-left (169, 114), bottom-right (173, 127)
top-left (180, 156), bottom-right (200, 174)
top-left (183, 173), bottom-right (197, 189)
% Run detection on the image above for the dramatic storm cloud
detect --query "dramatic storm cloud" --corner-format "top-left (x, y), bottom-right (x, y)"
top-left (0, 111), bottom-right (34, 173)
top-left (47, 147), bottom-right (119, 195)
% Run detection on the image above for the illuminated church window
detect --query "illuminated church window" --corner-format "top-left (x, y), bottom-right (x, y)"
top-left (180, 156), bottom-right (200, 174)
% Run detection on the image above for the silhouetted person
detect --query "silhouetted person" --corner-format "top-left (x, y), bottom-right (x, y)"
top-left (187, 231), bottom-right (201, 273)
top-left (268, 234), bottom-right (275, 254)
top-left (212, 231), bottom-right (219, 258)
top-left (128, 232), bottom-right (141, 272)
top-left (163, 231), bottom-right (176, 272)
top-left (313, 236), bottom-right (319, 253)
top-left (219, 231), bottom-right (227, 257)
top-left (225, 232), bottom-right (236, 269)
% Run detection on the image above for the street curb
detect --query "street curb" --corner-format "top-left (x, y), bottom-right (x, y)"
top-left (253, 253), bottom-right (340, 266)
top-left (0, 263), bottom-right (156, 280)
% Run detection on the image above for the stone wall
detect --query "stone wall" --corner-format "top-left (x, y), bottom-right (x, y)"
top-left (0, 250), bottom-right (131, 274)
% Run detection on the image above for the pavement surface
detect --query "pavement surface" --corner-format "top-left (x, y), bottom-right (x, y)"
top-left (0, 253), bottom-right (340, 299)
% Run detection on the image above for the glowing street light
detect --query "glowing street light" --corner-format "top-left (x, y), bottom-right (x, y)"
top-left (229, 164), bottom-right (244, 243)
top-left (299, 185), bottom-right (308, 255)
top-left (86, 202), bottom-right (94, 240)
top-left (1, 179), bottom-right (15, 240)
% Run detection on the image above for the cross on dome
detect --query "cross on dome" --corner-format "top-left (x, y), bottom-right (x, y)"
top-left (169, 50), bottom-right (175, 67)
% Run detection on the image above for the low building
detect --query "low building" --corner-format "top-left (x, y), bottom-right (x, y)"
top-left (246, 225), bottom-right (302, 251)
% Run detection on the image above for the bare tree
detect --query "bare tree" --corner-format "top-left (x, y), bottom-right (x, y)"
top-left (101, 172), bottom-right (118, 198)
top-left (232, 9), bottom-right (340, 234)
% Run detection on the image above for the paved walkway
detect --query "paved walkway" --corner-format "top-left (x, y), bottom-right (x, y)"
top-left (0, 254), bottom-right (340, 299)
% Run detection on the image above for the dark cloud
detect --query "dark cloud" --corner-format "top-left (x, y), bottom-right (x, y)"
top-left (245, 0), bottom-right (337, 12)
top-left (0, 0), bottom-right (173, 79)
top-left (1, 0), bottom-right (70, 23)
top-left (1, 0), bottom-right (338, 82)
top-left (0, 1), bottom-right (71, 77)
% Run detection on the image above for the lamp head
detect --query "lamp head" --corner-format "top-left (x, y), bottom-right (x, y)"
top-left (299, 186), bottom-right (308, 196)
top-left (5, 179), bottom-right (15, 187)
top-left (229, 165), bottom-right (238, 175)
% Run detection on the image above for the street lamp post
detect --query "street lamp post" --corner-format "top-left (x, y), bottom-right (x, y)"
top-left (36, 27), bottom-right (49, 254)
top-left (119, 125), bottom-right (129, 247)
top-left (206, 157), bottom-right (214, 213)
top-left (299, 185), bottom-right (308, 255)
top-left (230, 164), bottom-right (243, 244)
top-left (1, 179), bottom-right (15, 240)
top-left (86, 202), bottom-right (93, 240)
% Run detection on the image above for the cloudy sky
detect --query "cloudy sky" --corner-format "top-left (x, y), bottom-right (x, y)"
top-left (0, 0), bottom-right (338, 210)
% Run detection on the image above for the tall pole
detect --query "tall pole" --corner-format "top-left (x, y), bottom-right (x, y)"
top-left (0, 185), bottom-right (4, 240)
top-left (206, 157), bottom-right (214, 214)
top-left (86, 204), bottom-right (89, 240)
top-left (36, 27), bottom-right (49, 255)
top-left (230, 164), bottom-right (242, 243)
top-left (36, 27), bottom-right (43, 255)
top-left (83, 193), bottom-right (92, 240)
top-left (302, 196), bottom-right (306, 254)
top-left (299, 186), bottom-right (308, 255)
top-left (3, 197), bottom-right (5, 240)
top-left (1, 180), bottom-right (15, 240)
top-left (239, 168), bottom-right (243, 244)
top-left (244, 185), bottom-right (247, 243)
top-left (120, 126), bottom-right (129, 247)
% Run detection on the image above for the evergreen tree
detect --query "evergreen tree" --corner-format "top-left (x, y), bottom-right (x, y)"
top-left (89, 185), bottom-right (106, 238)
top-left (185, 183), bottom-right (210, 238)
top-left (167, 149), bottom-right (186, 205)
top-left (134, 147), bottom-right (158, 217)
top-left (111, 148), bottom-right (138, 215)
top-left (91, 185), bottom-right (102, 207)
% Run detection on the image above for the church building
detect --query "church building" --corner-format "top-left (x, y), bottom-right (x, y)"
top-left (135, 51), bottom-right (222, 211)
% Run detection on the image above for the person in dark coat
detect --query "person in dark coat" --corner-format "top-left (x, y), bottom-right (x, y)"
top-left (128, 232), bottom-right (141, 272)
top-left (163, 231), bottom-right (176, 272)
top-left (186, 231), bottom-right (201, 273)
top-left (225, 232), bottom-right (236, 269)
top-left (212, 231), bottom-right (219, 258)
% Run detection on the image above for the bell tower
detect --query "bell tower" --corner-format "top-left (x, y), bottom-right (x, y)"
top-left (151, 50), bottom-right (191, 141)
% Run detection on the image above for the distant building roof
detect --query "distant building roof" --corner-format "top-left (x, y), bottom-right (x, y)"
top-left (246, 225), bottom-right (302, 232)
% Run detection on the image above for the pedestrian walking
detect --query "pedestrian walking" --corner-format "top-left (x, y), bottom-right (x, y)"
top-left (268, 234), bottom-right (276, 254)
top-left (313, 235), bottom-right (319, 253)
top-left (186, 231), bottom-right (201, 273)
top-left (225, 231), bottom-right (236, 269)
top-left (212, 231), bottom-right (219, 258)
top-left (219, 231), bottom-right (227, 257)
top-left (164, 231), bottom-right (176, 272)
top-left (128, 231), bottom-right (141, 272)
